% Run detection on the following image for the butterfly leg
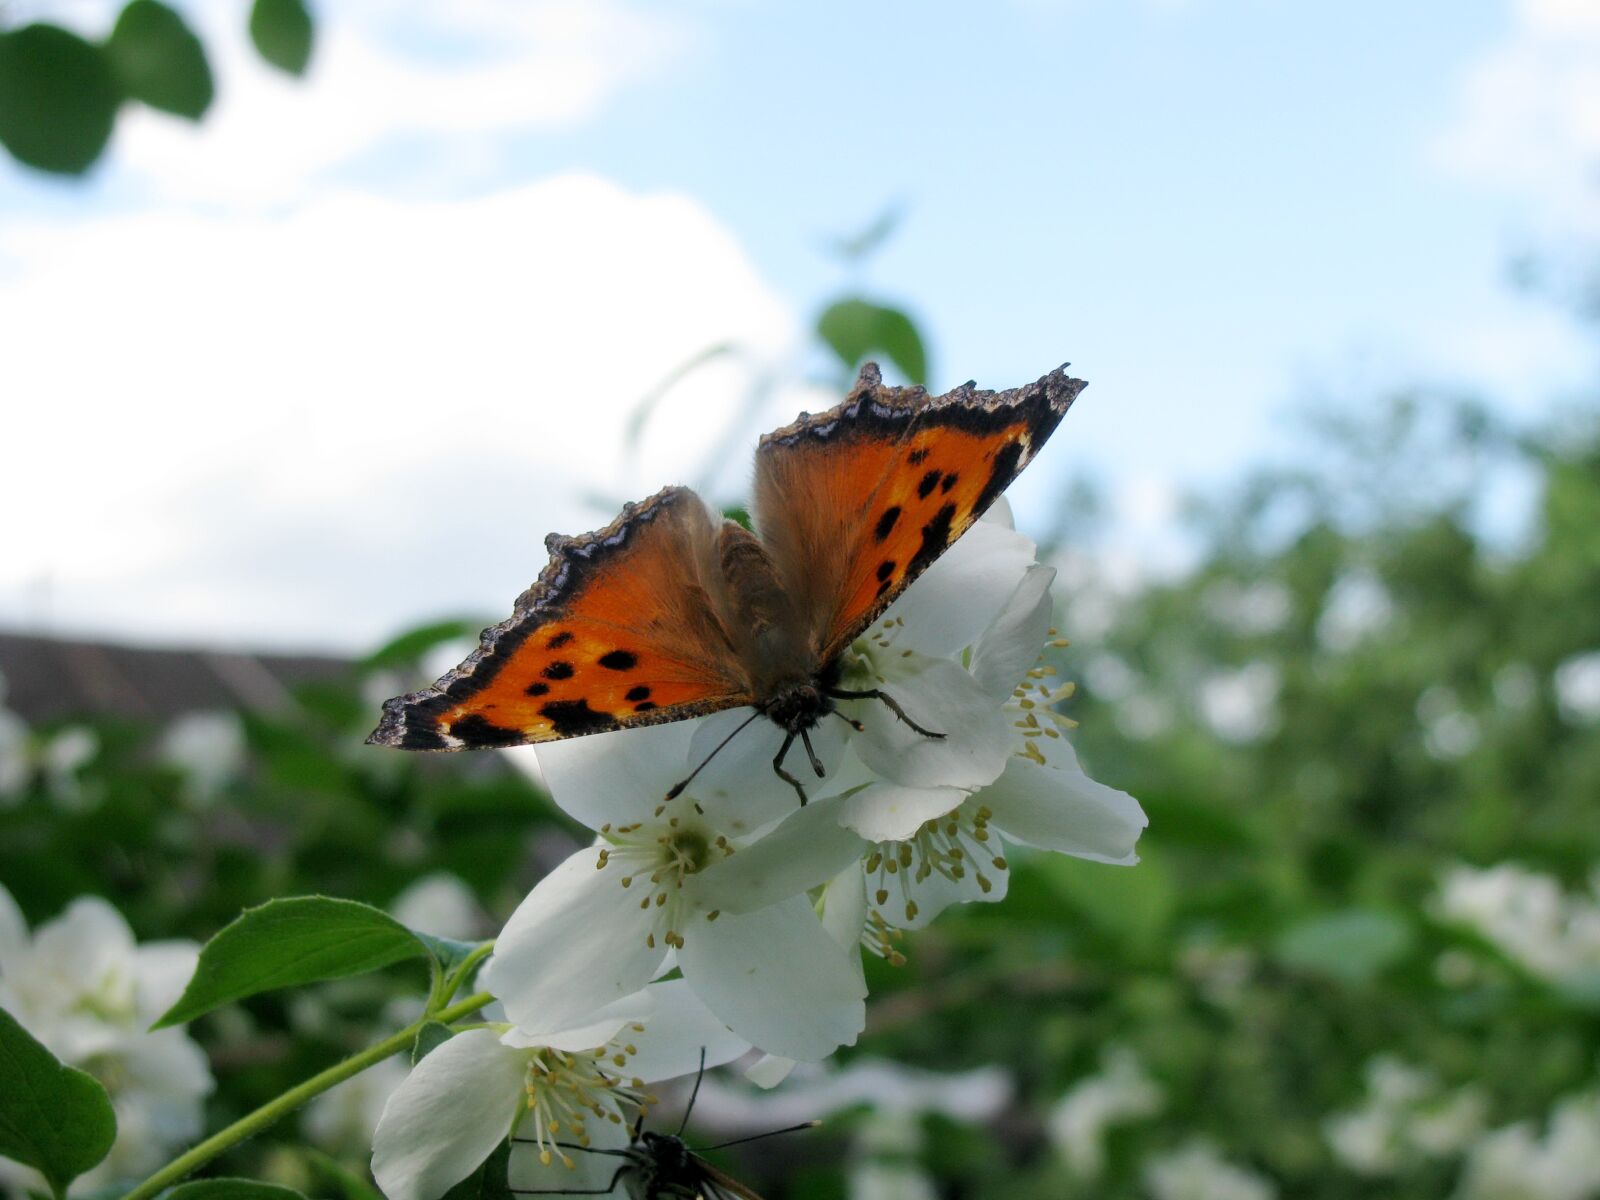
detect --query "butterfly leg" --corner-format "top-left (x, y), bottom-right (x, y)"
top-left (772, 733), bottom-right (810, 806)
top-left (799, 728), bottom-right (826, 777)
top-left (826, 688), bottom-right (946, 740)
top-left (831, 711), bottom-right (865, 732)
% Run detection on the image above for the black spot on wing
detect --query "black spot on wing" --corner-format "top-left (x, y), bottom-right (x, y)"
top-left (546, 631), bottom-right (573, 649)
top-left (397, 724), bottom-right (450, 750)
top-left (539, 699), bottom-right (616, 737)
top-left (449, 713), bottom-right (526, 748)
top-left (908, 503), bottom-right (958, 577)
top-left (626, 685), bottom-right (652, 702)
top-left (940, 472), bottom-right (959, 494)
top-left (524, 682), bottom-right (550, 697)
top-left (598, 650), bottom-right (638, 671)
top-left (908, 447), bottom-right (929, 465)
top-left (634, 701), bottom-right (658, 712)
top-left (542, 661), bottom-right (575, 680)
top-left (975, 440), bottom-right (1025, 514)
top-left (917, 469), bottom-right (941, 499)
top-left (874, 506), bottom-right (901, 541)
top-left (876, 559), bottom-right (896, 582)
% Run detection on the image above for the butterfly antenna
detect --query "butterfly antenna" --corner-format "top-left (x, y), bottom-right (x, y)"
top-left (798, 729), bottom-right (826, 778)
top-left (691, 1120), bottom-right (822, 1152)
top-left (510, 1137), bottom-right (631, 1157)
top-left (676, 1047), bottom-right (708, 1137)
top-left (663, 710), bottom-right (765, 803)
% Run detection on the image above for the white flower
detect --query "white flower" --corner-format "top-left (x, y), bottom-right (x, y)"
top-left (1324, 1056), bottom-right (1486, 1175)
top-left (1433, 863), bottom-right (1600, 984)
top-left (1143, 1139), bottom-right (1277, 1200)
top-left (484, 720), bottom-right (867, 1062)
top-left (390, 872), bottom-right (483, 941)
top-left (160, 711), bottom-right (246, 805)
top-left (1553, 650), bottom-right (1600, 725)
top-left (1455, 1091), bottom-right (1600, 1200)
top-left (0, 884), bottom-right (213, 1195)
top-left (371, 979), bottom-right (747, 1200)
top-left (304, 1055), bottom-right (411, 1158)
top-left (1048, 1047), bottom-right (1164, 1179)
top-left (704, 547), bottom-right (1145, 957)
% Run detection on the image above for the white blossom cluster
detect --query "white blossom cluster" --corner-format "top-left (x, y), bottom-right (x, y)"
top-left (1324, 1056), bottom-right (1487, 1175)
top-left (0, 883), bottom-right (213, 1197)
top-left (1433, 863), bottom-right (1600, 985)
top-left (373, 504), bottom-right (1148, 1199)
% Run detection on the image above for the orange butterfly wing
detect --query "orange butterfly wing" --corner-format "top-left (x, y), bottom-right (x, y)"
top-left (367, 487), bottom-right (752, 750)
top-left (754, 363), bottom-right (1084, 664)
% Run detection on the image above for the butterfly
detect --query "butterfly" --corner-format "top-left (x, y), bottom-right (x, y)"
top-left (510, 1049), bottom-right (815, 1199)
top-left (368, 361), bottom-right (1085, 802)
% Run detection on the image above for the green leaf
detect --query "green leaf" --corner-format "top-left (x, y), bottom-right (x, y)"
top-left (248, 0), bottom-right (314, 76)
top-left (166, 1181), bottom-right (310, 1200)
top-left (1273, 907), bottom-right (1415, 985)
top-left (414, 933), bottom-right (488, 982)
top-left (413, 1020), bottom-right (455, 1065)
top-left (816, 297), bottom-right (928, 385)
top-left (0, 1006), bottom-right (116, 1195)
top-left (363, 618), bottom-right (488, 672)
top-left (155, 896), bottom-right (428, 1028)
top-left (440, 1139), bottom-right (511, 1200)
top-left (106, 0), bottom-right (213, 119)
top-left (0, 24), bottom-right (120, 175)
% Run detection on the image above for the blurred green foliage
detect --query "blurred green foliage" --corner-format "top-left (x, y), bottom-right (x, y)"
top-left (0, 0), bottom-right (313, 176)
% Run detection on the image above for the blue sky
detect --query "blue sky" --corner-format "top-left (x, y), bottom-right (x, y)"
top-left (1, 0), bottom-right (1595, 649)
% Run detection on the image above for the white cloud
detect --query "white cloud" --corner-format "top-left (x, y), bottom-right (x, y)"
top-left (34, 0), bottom-right (691, 206)
top-left (1434, 0), bottom-right (1600, 230)
top-left (0, 175), bottom-right (808, 650)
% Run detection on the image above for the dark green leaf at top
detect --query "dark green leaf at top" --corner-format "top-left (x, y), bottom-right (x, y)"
top-left (817, 297), bottom-right (928, 386)
top-left (0, 25), bottom-right (120, 175)
top-left (154, 896), bottom-right (429, 1028)
top-left (106, 0), bottom-right (214, 120)
top-left (0, 1007), bottom-right (116, 1195)
top-left (248, 0), bottom-right (314, 76)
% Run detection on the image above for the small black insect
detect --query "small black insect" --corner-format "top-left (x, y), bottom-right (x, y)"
top-left (510, 1051), bottom-right (816, 1200)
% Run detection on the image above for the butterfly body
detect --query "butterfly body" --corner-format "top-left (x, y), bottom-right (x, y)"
top-left (369, 362), bottom-right (1085, 798)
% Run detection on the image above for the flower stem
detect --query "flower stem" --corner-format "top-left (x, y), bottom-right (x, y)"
top-left (119, 991), bottom-right (495, 1200)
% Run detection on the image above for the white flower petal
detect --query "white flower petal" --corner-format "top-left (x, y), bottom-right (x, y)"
top-left (535, 721), bottom-right (697, 829)
top-left (687, 708), bottom-right (846, 833)
top-left (883, 518), bottom-right (1038, 659)
top-left (982, 496), bottom-right (1016, 529)
top-left (981, 750), bottom-right (1147, 865)
top-left (692, 793), bottom-right (868, 914)
top-left (847, 654), bottom-right (1010, 790)
top-left (622, 979), bottom-right (749, 1082)
top-left (893, 851), bottom-right (1010, 929)
top-left (678, 895), bottom-right (865, 1062)
top-left (970, 565), bottom-right (1057, 702)
top-left (507, 1117), bottom-right (632, 1194)
top-left (372, 1031), bottom-right (525, 1200)
top-left (483, 851), bottom-right (668, 1034)
top-left (500, 987), bottom-right (649, 1052)
top-left (745, 1054), bottom-right (797, 1089)
top-left (820, 863), bottom-right (868, 954)
top-left (133, 941), bottom-right (201, 1025)
top-left (837, 779), bottom-right (970, 842)
top-left (34, 896), bottom-right (136, 982)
